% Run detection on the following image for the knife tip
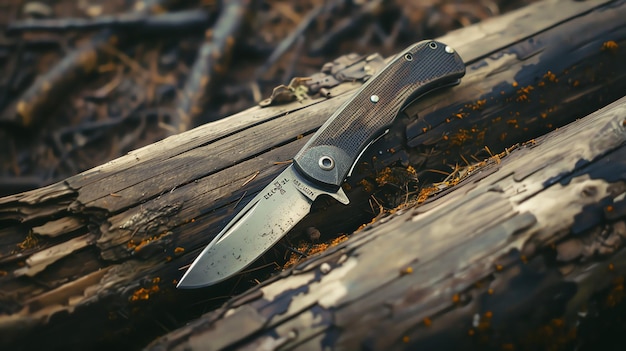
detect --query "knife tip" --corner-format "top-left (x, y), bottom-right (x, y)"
top-left (176, 269), bottom-right (197, 289)
top-left (176, 278), bottom-right (202, 289)
top-left (176, 269), bottom-right (219, 289)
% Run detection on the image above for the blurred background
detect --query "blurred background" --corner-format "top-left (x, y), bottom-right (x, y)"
top-left (0, 0), bottom-right (534, 197)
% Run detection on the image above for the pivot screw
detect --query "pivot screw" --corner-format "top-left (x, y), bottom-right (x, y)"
top-left (319, 156), bottom-right (335, 170)
top-left (429, 42), bottom-right (438, 49)
top-left (370, 94), bottom-right (379, 103)
top-left (445, 46), bottom-right (454, 54)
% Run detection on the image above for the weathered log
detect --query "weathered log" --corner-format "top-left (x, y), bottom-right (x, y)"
top-left (148, 95), bottom-right (626, 351)
top-left (0, 0), bottom-right (624, 349)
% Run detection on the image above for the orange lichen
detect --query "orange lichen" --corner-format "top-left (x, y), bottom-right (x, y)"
top-left (174, 247), bottom-right (185, 254)
top-left (402, 336), bottom-right (410, 343)
top-left (515, 85), bottom-right (534, 103)
top-left (130, 279), bottom-right (161, 302)
top-left (601, 40), bottom-right (618, 54)
top-left (400, 266), bottom-right (413, 275)
top-left (416, 186), bottom-right (436, 204)
top-left (130, 288), bottom-right (150, 301)
top-left (127, 231), bottom-right (170, 253)
top-left (423, 317), bottom-right (432, 326)
top-left (376, 167), bottom-right (394, 186)
top-left (452, 293), bottom-right (460, 303)
top-left (495, 264), bottom-right (503, 271)
top-left (466, 99), bottom-right (486, 111)
top-left (329, 234), bottom-right (349, 246)
top-left (359, 179), bottom-right (374, 192)
top-left (450, 129), bottom-right (472, 146)
top-left (282, 234), bottom-right (349, 269)
top-left (485, 311), bottom-right (493, 319)
top-left (543, 71), bottom-right (557, 82)
top-left (517, 85), bottom-right (534, 95)
top-left (15, 232), bottom-right (39, 251)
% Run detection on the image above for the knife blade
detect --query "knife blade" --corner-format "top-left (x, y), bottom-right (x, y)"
top-left (177, 40), bottom-right (465, 288)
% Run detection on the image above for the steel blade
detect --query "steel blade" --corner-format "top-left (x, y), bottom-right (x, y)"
top-left (178, 165), bottom-right (326, 288)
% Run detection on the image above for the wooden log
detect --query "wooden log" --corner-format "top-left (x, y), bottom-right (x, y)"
top-left (0, 0), bottom-right (624, 348)
top-left (148, 95), bottom-right (626, 351)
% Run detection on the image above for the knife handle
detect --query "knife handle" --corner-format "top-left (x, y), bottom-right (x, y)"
top-left (294, 40), bottom-right (465, 188)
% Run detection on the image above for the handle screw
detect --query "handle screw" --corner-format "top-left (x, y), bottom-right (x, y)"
top-left (370, 94), bottom-right (379, 103)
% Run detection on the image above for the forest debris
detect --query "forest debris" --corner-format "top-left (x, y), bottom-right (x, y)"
top-left (255, 5), bottom-right (320, 77)
top-left (309, 0), bottom-right (383, 55)
top-left (7, 9), bottom-right (209, 33)
top-left (258, 77), bottom-right (311, 106)
top-left (173, 0), bottom-right (250, 133)
top-left (8, 45), bottom-right (100, 127)
top-left (22, 2), bottom-right (53, 18)
top-left (259, 52), bottom-right (385, 106)
top-left (2, 0), bottom-right (181, 128)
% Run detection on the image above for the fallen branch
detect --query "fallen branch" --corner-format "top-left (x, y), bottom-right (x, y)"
top-left (172, 0), bottom-right (250, 133)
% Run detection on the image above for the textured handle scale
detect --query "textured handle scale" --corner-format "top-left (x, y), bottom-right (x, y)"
top-left (294, 40), bottom-right (466, 188)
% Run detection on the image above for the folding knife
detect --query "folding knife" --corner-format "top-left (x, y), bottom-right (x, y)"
top-left (177, 40), bottom-right (465, 288)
